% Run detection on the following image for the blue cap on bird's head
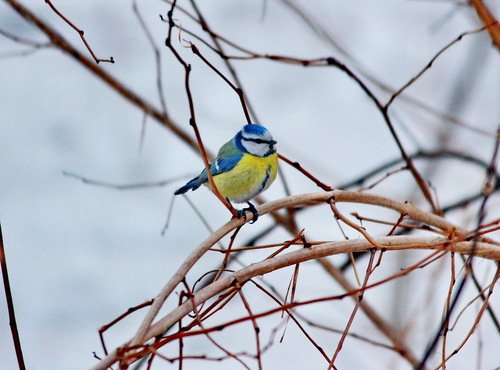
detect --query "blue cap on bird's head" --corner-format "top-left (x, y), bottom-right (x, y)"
top-left (241, 124), bottom-right (277, 144)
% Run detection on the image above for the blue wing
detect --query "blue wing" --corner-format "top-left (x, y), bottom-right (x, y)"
top-left (174, 140), bottom-right (242, 195)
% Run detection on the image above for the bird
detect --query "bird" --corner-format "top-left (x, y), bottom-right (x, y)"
top-left (174, 124), bottom-right (278, 222)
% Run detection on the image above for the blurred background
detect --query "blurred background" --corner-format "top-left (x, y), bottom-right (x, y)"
top-left (0, 1), bottom-right (499, 369)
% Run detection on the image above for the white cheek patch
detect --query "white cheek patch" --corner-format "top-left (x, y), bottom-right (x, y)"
top-left (241, 140), bottom-right (269, 157)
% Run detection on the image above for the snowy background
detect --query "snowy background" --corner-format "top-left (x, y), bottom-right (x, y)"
top-left (0, 1), bottom-right (499, 369)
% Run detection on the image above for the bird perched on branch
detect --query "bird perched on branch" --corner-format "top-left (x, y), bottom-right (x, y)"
top-left (174, 124), bottom-right (278, 222)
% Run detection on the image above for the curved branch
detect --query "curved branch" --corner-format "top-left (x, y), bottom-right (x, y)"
top-left (96, 190), bottom-right (498, 369)
top-left (90, 234), bottom-right (499, 369)
top-left (131, 190), bottom-right (457, 345)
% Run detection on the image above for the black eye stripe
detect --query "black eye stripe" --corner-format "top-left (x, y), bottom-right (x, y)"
top-left (242, 137), bottom-right (270, 144)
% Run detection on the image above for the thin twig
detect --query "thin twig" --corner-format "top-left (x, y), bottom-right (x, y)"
top-left (62, 170), bottom-right (191, 190)
top-left (181, 279), bottom-right (251, 370)
top-left (440, 250), bottom-right (456, 370)
top-left (328, 251), bottom-right (376, 368)
top-left (189, 43), bottom-right (251, 124)
top-left (0, 27), bottom-right (50, 47)
top-left (238, 288), bottom-right (263, 370)
top-left (434, 265), bottom-right (500, 370)
top-left (213, 225), bottom-right (242, 281)
top-left (0, 224), bottom-right (26, 370)
top-left (278, 153), bottom-right (332, 191)
top-left (132, 0), bottom-right (168, 115)
top-left (44, 0), bottom-right (114, 63)
top-left (250, 280), bottom-right (331, 364)
top-left (98, 299), bottom-right (153, 356)
top-left (188, 0), bottom-right (260, 122)
top-left (385, 25), bottom-right (490, 107)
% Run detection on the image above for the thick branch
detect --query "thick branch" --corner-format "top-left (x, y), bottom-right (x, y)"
top-left (470, 0), bottom-right (500, 50)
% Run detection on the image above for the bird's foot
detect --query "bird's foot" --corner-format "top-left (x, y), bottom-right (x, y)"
top-left (237, 202), bottom-right (259, 223)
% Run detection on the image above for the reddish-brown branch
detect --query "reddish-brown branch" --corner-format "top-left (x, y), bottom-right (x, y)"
top-left (190, 287), bottom-right (239, 325)
top-left (385, 25), bottom-right (491, 107)
top-left (188, 0), bottom-right (260, 122)
top-left (328, 251), bottom-right (376, 368)
top-left (238, 289), bottom-right (263, 370)
top-left (469, 1), bottom-right (500, 50)
top-left (351, 212), bottom-right (440, 235)
top-left (213, 225), bottom-right (242, 281)
top-left (250, 280), bottom-right (332, 363)
top-left (170, 0), bottom-right (493, 138)
top-left (317, 258), bottom-right (422, 368)
top-left (386, 214), bottom-right (406, 236)
top-left (190, 44), bottom-right (252, 124)
top-left (44, 0), bottom-right (114, 63)
top-left (265, 229), bottom-right (304, 259)
top-left (180, 279), bottom-right (250, 370)
top-left (177, 293), bottom-right (184, 370)
top-left (278, 153), bottom-right (332, 191)
top-left (252, 279), bottom-right (398, 360)
top-left (328, 197), bottom-right (385, 250)
top-left (0, 224), bottom-right (26, 370)
top-left (98, 299), bottom-right (154, 356)
top-left (440, 250), bottom-right (456, 370)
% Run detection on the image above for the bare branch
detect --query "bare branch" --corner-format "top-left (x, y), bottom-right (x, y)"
top-left (469, 1), bottom-right (500, 50)
top-left (0, 224), bottom-right (26, 370)
top-left (385, 25), bottom-right (491, 107)
top-left (43, 0), bottom-right (114, 63)
top-left (132, 0), bottom-right (168, 115)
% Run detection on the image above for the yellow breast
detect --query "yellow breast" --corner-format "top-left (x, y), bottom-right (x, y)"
top-left (210, 153), bottom-right (278, 203)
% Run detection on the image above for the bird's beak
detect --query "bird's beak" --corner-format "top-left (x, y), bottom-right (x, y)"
top-left (270, 140), bottom-right (277, 145)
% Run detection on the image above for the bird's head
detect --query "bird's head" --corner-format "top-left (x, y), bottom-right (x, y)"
top-left (235, 124), bottom-right (277, 157)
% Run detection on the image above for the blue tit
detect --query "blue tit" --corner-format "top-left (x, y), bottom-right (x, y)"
top-left (174, 124), bottom-right (278, 221)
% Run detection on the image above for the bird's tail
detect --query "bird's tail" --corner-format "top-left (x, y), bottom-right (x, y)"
top-left (174, 177), bottom-right (203, 195)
